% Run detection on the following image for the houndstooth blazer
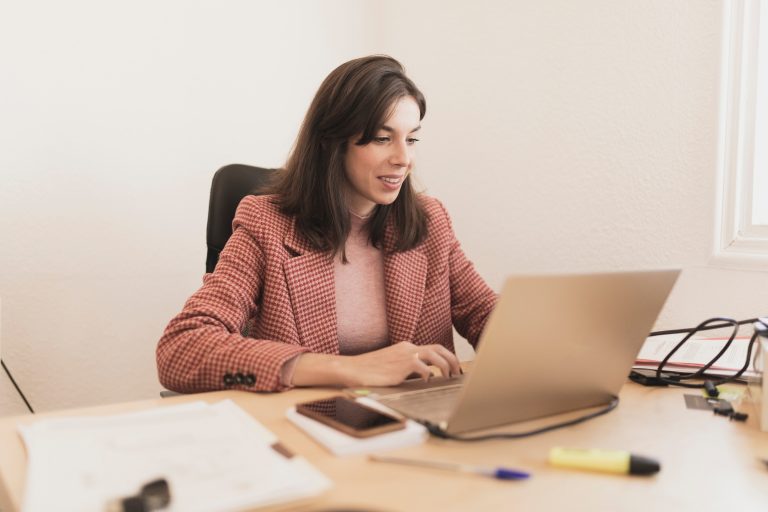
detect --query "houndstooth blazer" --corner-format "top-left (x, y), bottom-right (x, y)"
top-left (156, 194), bottom-right (497, 393)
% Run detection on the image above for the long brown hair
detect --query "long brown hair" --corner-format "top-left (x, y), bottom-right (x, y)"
top-left (269, 55), bottom-right (428, 261)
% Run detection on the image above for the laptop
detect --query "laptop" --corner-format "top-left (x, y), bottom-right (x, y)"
top-left (349, 269), bottom-right (680, 435)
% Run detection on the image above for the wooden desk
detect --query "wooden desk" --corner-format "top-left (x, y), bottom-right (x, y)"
top-left (1, 383), bottom-right (767, 511)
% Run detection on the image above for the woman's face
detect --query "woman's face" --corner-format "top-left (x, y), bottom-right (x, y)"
top-left (343, 96), bottom-right (421, 216)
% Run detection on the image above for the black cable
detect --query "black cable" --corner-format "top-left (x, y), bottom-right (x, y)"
top-left (655, 317), bottom-right (737, 385)
top-left (420, 396), bottom-right (619, 441)
top-left (1, 359), bottom-right (34, 414)
top-left (649, 318), bottom-right (758, 337)
top-left (633, 316), bottom-right (762, 389)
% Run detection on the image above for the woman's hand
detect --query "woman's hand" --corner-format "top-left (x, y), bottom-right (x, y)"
top-left (291, 342), bottom-right (461, 388)
top-left (342, 342), bottom-right (462, 387)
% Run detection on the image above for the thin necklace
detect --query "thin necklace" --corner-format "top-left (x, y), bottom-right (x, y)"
top-left (349, 210), bottom-right (372, 220)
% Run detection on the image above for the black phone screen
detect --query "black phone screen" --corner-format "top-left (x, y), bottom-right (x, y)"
top-left (300, 397), bottom-right (400, 430)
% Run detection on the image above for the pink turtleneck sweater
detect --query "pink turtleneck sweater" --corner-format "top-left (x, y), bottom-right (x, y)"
top-left (334, 213), bottom-right (390, 354)
top-left (280, 213), bottom-right (389, 384)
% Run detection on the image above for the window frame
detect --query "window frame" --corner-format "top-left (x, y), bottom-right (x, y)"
top-left (713, 0), bottom-right (768, 269)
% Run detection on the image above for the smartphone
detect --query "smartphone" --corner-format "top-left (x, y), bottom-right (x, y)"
top-left (295, 396), bottom-right (406, 438)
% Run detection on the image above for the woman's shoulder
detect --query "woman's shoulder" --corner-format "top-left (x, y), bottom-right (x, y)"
top-left (233, 194), bottom-right (292, 237)
top-left (417, 193), bottom-right (452, 228)
top-left (411, 194), bottom-right (457, 257)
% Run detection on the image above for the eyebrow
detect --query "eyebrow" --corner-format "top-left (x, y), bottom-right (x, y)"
top-left (380, 125), bottom-right (422, 134)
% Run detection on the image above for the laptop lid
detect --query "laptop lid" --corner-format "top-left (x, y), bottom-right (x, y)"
top-left (442, 269), bottom-right (680, 434)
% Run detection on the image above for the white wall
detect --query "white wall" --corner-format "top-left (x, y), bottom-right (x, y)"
top-left (2, 0), bottom-right (766, 414)
top-left (0, 0), bottom-right (369, 413)
top-left (0, 300), bottom-right (28, 414)
top-left (367, 0), bottom-right (768, 326)
top-left (370, 0), bottom-right (720, 280)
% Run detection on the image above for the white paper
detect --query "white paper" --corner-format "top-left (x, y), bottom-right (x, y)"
top-left (19, 400), bottom-right (331, 512)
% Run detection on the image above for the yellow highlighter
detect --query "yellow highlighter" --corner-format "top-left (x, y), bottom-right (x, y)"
top-left (549, 447), bottom-right (660, 476)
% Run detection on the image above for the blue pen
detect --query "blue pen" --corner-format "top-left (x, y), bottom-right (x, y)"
top-left (369, 454), bottom-right (530, 480)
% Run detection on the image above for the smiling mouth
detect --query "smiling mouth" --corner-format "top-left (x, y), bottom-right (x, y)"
top-left (379, 176), bottom-right (404, 184)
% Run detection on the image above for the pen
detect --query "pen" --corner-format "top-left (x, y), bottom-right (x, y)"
top-left (549, 447), bottom-right (660, 476)
top-left (369, 454), bottom-right (530, 480)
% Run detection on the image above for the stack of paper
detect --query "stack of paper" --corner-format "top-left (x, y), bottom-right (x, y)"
top-left (634, 334), bottom-right (760, 380)
top-left (19, 400), bottom-right (331, 512)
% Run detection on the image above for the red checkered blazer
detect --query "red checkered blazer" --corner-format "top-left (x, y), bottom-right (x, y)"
top-left (156, 194), bottom-right (497, 393)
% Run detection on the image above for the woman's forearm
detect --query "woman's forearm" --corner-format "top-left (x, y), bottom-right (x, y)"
top-left (291, 353), bottom-right (354, 387)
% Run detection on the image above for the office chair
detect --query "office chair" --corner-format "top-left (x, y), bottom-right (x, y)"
top-left (206, 164), bottom-right (277, 273)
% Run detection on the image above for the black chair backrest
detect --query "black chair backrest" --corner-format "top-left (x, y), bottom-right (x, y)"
top-left (206, 164), bottom-right (277, 273)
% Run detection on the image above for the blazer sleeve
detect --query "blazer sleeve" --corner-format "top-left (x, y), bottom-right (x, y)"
top-left (436, 200), bottom-right (498, 347)
top-left (156, 207), bottom-right (310, 393)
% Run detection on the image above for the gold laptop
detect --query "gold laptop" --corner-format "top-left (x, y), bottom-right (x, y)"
top-left (349, 269), bottom-right (680, 435)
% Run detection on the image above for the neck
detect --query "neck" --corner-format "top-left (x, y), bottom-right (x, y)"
top-left (349, 209), bottom-right (372, 220)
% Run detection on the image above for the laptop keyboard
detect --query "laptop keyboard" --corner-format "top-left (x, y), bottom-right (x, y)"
top-left (377, 385), bottom-right (463, 424)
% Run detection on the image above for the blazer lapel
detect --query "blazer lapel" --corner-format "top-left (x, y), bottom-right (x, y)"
top-left (383, 225), bottom-right (428, 344)
top-left (283, 222), bottom-right (339, 354)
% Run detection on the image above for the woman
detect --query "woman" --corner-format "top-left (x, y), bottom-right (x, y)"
top-left (156, 55), bottom-right (497, 393)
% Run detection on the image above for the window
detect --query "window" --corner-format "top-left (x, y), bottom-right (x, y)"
top-left (715, 0), bottom-right (768, 267)
top-left (752, 1), bottom-right (768, 226)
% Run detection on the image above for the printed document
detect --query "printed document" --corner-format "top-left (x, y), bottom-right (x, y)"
top-left (18, 400), bottom-right (331, 512)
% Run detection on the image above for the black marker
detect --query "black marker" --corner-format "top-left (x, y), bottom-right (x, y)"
top-left (105, 478), bottom-right (171, 512)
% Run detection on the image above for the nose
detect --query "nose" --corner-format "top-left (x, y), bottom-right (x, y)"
top-left (389, 140), bottom-right (411, 168)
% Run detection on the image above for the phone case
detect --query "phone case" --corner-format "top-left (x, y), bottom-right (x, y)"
top-left (296, 397), bottom-right (405, 438)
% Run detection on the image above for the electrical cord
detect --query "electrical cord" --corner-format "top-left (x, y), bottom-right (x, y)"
top-left (1, 358), bottom-right (34, 414)
top-left (647, 317), bottom-right (758, 337)
top-left (629, 317), bottom-right (761, 389)
top-left (419, 396), bottom-right (619, 441)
